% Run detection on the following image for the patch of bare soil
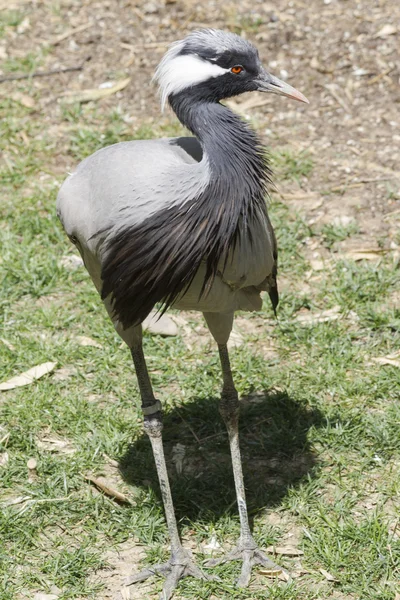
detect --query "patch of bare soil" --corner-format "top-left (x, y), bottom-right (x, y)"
top-left (2, 0), bottom-right (399, 237)
top-left (92, 539), bottom-right (151, 600)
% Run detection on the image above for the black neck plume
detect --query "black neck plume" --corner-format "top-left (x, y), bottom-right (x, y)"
top-left (101, 95), bottom-right (273, 329)
top-left (169, 93), bottom-right (272, 203)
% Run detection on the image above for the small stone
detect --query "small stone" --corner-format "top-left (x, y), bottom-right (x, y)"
top-left (59, 254), bottom-right (83, 270)
top-left (17, 17), bottom-right (30, 34)
top-left (143, 311), bottom-right (178, 336)
top-left (332, 215), bottom-right (356, 227)
top-left (27, 458), bottom-right (38, 481)
top-left (27, 458), bottom-right (37, 470)
top-left (0, 452), bottom-right (9, 468)
top-left (227, 329), bottom-right (244, 349)
top-left (143, 1), bottom-right (159, 13)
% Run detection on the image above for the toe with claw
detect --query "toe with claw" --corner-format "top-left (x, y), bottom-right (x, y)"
top-left (205, 538), bottom-right (290, 588)
top-left (126, 548), bottom-right (218, 600)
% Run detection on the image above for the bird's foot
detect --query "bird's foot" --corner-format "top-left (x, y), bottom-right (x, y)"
top-left (125, 547), bottom-right (217, 600)
top-left (205, 537), bottom-right (290, 588)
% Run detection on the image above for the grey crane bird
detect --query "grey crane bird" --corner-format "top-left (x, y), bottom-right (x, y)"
top-left (57, 28), bottom-right (308, 600)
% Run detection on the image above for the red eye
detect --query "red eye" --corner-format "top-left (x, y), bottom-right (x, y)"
top-left (231, 65), bottom-right (243, 74)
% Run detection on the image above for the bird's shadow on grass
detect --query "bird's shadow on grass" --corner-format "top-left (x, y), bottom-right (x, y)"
top-left (119, 390), bottom-right (324, 524)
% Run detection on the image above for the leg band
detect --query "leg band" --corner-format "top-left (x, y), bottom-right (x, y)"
top-left (142, 400), bottom-right (162, 416)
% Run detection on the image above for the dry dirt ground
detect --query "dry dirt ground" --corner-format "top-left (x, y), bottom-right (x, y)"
top-left (1, 0), bottom-right (399, 245)
top-left (1, 0), bottom-right (399, 598)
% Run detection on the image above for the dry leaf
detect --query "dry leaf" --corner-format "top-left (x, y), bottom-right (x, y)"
top-left (203, 534), bottom-right (221, 551)
top-left (0, 362), bottom-right (56, 391)
top-left (259, 568), bottom-right (284, 578)
top-left (266, 545), bottom-right (304, 556)
top-left (343, 248), bottom-right (388, 261)
top-left (171, 443), bottom-right (186, 475)
top-left (85, 474), bottom-right (131, 504)
top-left (61, 78), bottom-right (130, 104)
top-left (36, 437), bottom-right (76, 454)
top-left (33, 594), bottom-right (59, 600)
top-left (11, 92), bottom-right (35, 108)
top-left (2, 495), bottom-right (31, 507)
top-left (371, 357), bottom-right (400, 368)
top-left (0, 451), bottom-right (9, 467)
top-left (259, 566), bottom-right (290, 580)
top-left (37, 436), bottom-right (75, 455)
top-left (75, 335), bottom-right (103, 348)
top-left (0, 338), bottom-right (15, 351)
top-left (295, 306), bottom-right (341, 324)
top-left (319, 567), bottom-right (338, 581)
top-left (374, 24), bottom-right (397, 38)
top-left (370, 354), bottom-right (400, 368)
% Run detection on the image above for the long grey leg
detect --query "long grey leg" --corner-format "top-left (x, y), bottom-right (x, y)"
top-left (218, 343), bottom-right (254, 551)
top-left (130, 343), bottom-right (181, 553)
top-left (203, 312), bottom-right (288, 587)
top-left (125, 337), bottom-right (214, 598)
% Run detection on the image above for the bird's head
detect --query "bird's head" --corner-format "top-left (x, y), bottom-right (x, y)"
top-left (154, 29), bottom-right (308, 110)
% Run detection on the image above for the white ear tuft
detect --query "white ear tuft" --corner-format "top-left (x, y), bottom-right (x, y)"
top-left (153, 43), bottom-right (228, 111)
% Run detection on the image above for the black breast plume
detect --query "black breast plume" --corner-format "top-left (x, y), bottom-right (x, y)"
top-left (101, 102), bottom-right (274, 329)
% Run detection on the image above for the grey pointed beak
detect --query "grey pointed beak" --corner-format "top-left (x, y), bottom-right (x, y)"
top-left (256, 70), bottom-right (309, 104)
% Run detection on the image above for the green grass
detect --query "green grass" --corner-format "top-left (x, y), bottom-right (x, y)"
top-left (270, 149), bottom-right (314, 183)
top-left (0, 102), bottom-right (399, 600)
top-left (321, 221), bottom-right (360, 248)
top-left (0, 10), bottom-right (24, 38)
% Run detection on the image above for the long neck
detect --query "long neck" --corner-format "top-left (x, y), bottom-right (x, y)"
top-left (169, 93), bottom-right (272, 207)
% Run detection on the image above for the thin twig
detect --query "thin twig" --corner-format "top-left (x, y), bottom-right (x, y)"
top-left (49, 23), bottom-right (93, 46)
top-left (329, 177), bottom-right (397, 192)
top-left (197, 416), bottom-right (273, 444)
top-left (13, 496), bottom-right (72, 518)
top-left (121, 41), bottom-right (169, 51)
top-left (0, 64), bottom-right (83, 84)
top-left (27, 496), bottom-right (71, 504)
top-left (357, 177), bottom-right (396, 183)
top-left (324, 84), bottom-right (351, 113)
top-left (175, 408), bottom-right (201, 443)
top-left (383, 209), bottom-right (400, 221)
top-left (0, 432), bottom-right (10, 446)
top-left (367, 68), bottom-right (394, 85)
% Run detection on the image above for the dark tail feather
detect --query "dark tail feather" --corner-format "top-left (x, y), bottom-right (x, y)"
top-left (268, 284), bottom-right (279, 316)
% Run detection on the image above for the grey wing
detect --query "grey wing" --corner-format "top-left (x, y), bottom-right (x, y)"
top-left (56, 136), bottom-right (207, 288)
top-left (56, 137), bottom-right (204, 247)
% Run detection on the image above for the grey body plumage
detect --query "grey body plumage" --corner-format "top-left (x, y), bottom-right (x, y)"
top-left (58, 103), bottom-right (276, 328)
top-left (57, 29), bottom-right (308, 599)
